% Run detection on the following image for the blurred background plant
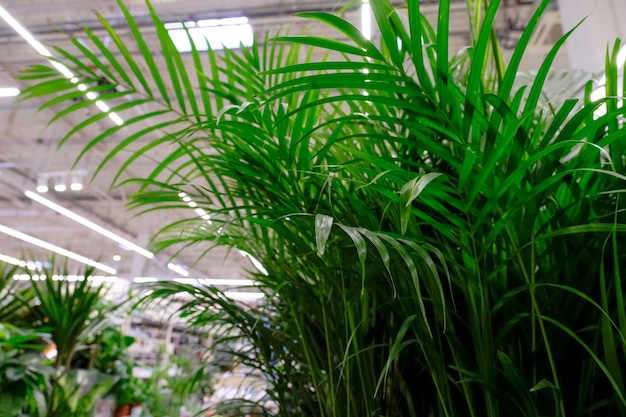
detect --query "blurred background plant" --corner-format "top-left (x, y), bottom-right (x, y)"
top-left (0, 263), bottom-right (35, 325)
top-left (25, 266), bottom-right (122, 417)
top-left (16, 0), bottom-right (626, 417)
top-left (0, 263), bottom-right (129, 417)
top-left (0, 323), bottom-right (51, 417)
top-left (139, 350), bottom-right (214, 417)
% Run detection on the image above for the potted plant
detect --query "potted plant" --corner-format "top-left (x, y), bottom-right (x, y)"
top-left (21, 263), bottom-right (123, 417)
top-left (20, 0), bottom-right (626, 415)
top-left (113, 375), bottom-right (146, 417)
top-left (0, 323), bottom-right (51, 417)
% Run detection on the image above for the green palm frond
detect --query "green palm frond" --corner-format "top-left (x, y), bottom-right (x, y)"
top-left (19, 0), bottom-right (626, 416)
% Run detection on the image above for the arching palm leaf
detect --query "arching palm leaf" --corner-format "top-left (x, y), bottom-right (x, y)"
top-left (20, 0), bottom-right (626, 416)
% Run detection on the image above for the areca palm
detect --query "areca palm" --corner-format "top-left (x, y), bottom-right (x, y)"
top-left (21, 0), bottom-right (626, 416)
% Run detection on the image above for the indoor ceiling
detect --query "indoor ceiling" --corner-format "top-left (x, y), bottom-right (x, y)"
top-left (0, 0), bottom-right (569, 284)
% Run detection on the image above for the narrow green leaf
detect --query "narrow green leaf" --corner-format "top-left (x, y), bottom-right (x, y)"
top-left (118, 0), bottom-right (170, 105)
top-left (400, 172), bottom-right (444, 234)
top-left (314, 214), bottom-right (334, 256)
top-left (272, 36), bottom-right (371, 58)
top-left (98, 8), bottom-right (152, 97)
top-left (296, 11), bottom-right (385, 61)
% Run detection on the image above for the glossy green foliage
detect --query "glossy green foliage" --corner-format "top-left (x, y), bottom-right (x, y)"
top-left (0, 323), bottom-right (50, 417)
top-left (20, 0), bottom-right (626, 416)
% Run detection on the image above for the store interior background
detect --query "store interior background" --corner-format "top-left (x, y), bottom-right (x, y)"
top-left (0, 0), bottom-right (625, 414)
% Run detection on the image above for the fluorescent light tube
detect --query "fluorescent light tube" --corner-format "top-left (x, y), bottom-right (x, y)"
top-left (0, 5), bottom-right (51, 56)
top-left (167, 262), bottom-right (189, 277)
top-left (109, 112), bottom-right (124, 126)
top-left (0, 224), bottom-right (116, 274)
top-left (224, 291), bottom-right (264, 300)
top-left (50, 61), bottom-right (74, 79)
top-left (0, 87), bottom-right (19, 97)
top-left (173, 277), bottom-right (196, 284)
top-left (95, 100), bottom-right (110, 112)
top-left (134, 277), bottom-right (159, 283)
top-left (25, 191), bottom-right (154, 259)
top-left (238, 250), bottom-right (268, 276)
top-left (361, 0), bottom-right (371, 41)
top-left (0, 253), bottom-right (26, 267)
top-left (0, 5), bottom-right (124, 125)
top-left (198, 278), bottom-right (255, 286)
top-left (133, 277), bottom-right (255, 286)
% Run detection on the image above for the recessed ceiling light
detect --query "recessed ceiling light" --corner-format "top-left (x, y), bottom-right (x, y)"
top-left (69, 172), bottom-right (83, 191)
top-left (113, 255), bottom-right (121, 261)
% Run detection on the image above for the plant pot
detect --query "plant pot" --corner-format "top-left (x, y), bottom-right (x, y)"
top-left (113, 404), bottom-right (132, 417)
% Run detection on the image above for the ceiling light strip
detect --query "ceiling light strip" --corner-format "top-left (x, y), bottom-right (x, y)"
top-left (224, 291), bottom-right (265, 300)
top-left (0, 224), bottom-right (116, 274)
top-left (0, 87), bottom-right (20, 97)
top-left (0, 5), bottom-right (123, 126)
top-left (134, 277), bottom-right (159, 283)
top-left (133, 277), bottom-right (255, 286)
top-left (132, 277), bottom-right (263, 301)
top-left (178, 191), bottom-right (267, 276)
top-left (361, 0), bottom-right (372, 41)
top-left (25, 191), bottom-right (154, 259)
top-left (0, 253), bottom-right (27, 267)
top-left (178, 191), bottom-right (271, 278)
top-left (167, 262), bottom-right (189, 277)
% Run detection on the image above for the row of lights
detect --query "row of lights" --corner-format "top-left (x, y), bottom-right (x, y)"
top-left (177, 191), bottom-right (269, 276)
top-left (0, 224), bottom-right (117, 275)
top-left (16, 189), bottom-right (199, 278)
top-left (3, 253), bottom-right (261, 294)
top-left (36, 170), bottom-right (86, 193)
top-left (4, 261), bottom-right (262, 300)
top-left (13, 274), bottom-right (118, 283)
top-left (178, 191), bottom-right (211, 221)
